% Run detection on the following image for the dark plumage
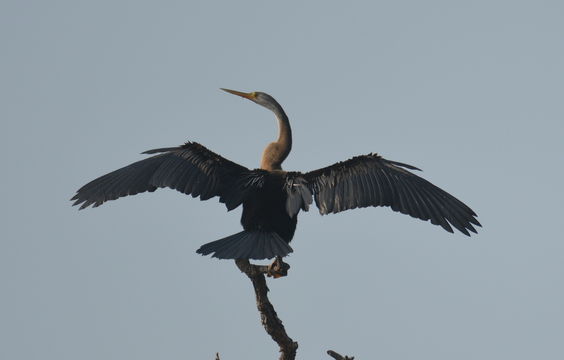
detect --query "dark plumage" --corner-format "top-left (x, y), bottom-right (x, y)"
top-left (72, 89), bottom-right (480, 259)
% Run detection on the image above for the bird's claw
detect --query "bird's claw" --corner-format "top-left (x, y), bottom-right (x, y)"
top-left (267, 256), bottom-right (290, 278)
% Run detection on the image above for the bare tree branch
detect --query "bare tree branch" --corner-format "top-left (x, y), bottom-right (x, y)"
top-left (327, 350), bottom-right (355, 360)
top-left (235, 257), bottom-right (298, 360)
top-left (215, 349), bottom-right (354, 360)
top-left (226, 257), bottom-right (355, 360)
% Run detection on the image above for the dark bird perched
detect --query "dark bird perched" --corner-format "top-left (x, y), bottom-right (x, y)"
top-left (72, 89), bottom-right (480, 259)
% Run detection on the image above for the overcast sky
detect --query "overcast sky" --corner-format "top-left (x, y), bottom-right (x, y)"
top-left (2, 1), bottom-right (563, 359)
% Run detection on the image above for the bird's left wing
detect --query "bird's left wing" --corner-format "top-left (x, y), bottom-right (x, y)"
top-left (303, 154), bottom-right (480, 235)
top-left (71, 142), bottom-right (263, 210)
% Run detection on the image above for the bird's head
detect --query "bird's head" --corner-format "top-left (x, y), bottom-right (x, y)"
top-left (221, 88), bottom-right (280, 112)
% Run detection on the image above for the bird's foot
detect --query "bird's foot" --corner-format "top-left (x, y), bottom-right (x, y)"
top-left (235, 256), bottom-right (290, 278)
top-left (266, 256), bottom-right (290, 278)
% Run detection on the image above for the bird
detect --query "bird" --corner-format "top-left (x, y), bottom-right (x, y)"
top-left (71, 88), bottom-right (480, 260)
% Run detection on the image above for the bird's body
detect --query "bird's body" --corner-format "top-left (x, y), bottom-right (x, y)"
top-left (72, 89), bottom-right (480, 259)
top-left (241, 171), bottom-right (298, 241)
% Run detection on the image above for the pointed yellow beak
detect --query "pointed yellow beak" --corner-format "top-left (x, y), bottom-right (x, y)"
top-left (221, 88), bottom-right (257, 100)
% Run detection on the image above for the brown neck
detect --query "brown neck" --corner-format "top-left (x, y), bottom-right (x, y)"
top-left (260, 104), bottom-right (292, 171)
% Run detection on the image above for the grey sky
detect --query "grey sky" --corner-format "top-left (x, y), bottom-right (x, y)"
top-left (1, 1), bottom-right (563, 359)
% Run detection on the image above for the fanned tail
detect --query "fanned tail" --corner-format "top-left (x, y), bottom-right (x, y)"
top-left (196, 231), bottom-right (293, 260)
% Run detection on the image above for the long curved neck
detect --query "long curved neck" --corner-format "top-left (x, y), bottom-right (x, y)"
top-left (260, 103), bottom-right (292, 171)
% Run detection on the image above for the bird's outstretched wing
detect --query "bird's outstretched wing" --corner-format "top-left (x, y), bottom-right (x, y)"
top-left (71, 142), bottom-right (260, 210)
top-left (303, 154), bottom-right (480, 235)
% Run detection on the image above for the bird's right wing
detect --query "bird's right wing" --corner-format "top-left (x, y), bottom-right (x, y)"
top-left (71, 142), bottom-right (262, 210)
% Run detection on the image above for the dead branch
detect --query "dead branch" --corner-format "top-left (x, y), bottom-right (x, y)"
top-left (327, 350), bottom-right (355, 360)
top-left (235, 257), bottom-right (298, 360)
top-left (231, 257), bottom-right (355, 360)
top-left (216, 349), bottom-right (354, 359)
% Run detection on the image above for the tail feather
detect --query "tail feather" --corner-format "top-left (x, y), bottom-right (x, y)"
top-left (196, 231), bottom-right (293, 260)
